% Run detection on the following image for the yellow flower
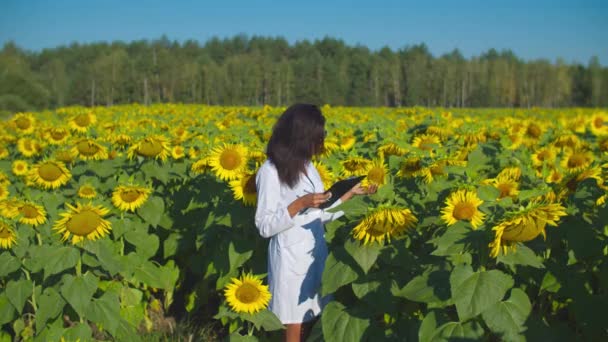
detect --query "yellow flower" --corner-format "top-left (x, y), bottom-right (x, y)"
top-left (53, 202), bottom-right (112, 244)
top-left (191, 156), bottom-right (212, 175)
top-left (16, 200), bottom-right (47, 227)
top-left (12, 160), bottom-right (29, 176)
top-left (545, 168), bottom-right (564, 184)
top-left (171, 145), bottom-right (185, 160)
top-left (339, 136), bottom-right (356, 151)
top-left (54, 148), bottom-right (78, 164)
top-left (560, 149), bottom-right (593, 173)
top-left (17, 137), bottom-right (43, 157)
top-left (28, 160), bottom-right (72, 189)
top-left (377, 142), bottom-right (408, 158)
top-left (128, 135), bottom-right (171, 161)
top-left (111, 185), bottom-right (152, 212)
top-left (12, 113), bottom-right (36, 135)
top-left (340, 157), bottom-right (371, 178)
top-left (489, 202), bottom-right (567, 258)
top-left (313, 161), bottom-right (334, 190)
top-left (0, 220), bottom-right (17, 249)
top-left (45, 127), bottom-right (70, 145)
top-left (77, 184), bottom-right (97, 199)
top-left (441, 189), bottom-right (485, 229)
top-left (69, 111), bottom-right (97, 133)
top-left (0, 146), bottom-right (8, 159)
top-left (531, 147), bottom-right (556, 167)
top-left (492, 175), bottom-right (520, 199)
top-left (362, 158), bottom-right (388, 187)
top-left (208, 144), bottom-right (248, 181)
top-left (352, 207), bottom-right (417, 245)
top-left (72, 138), bottom-right (109, 161)
top-left (223, 272), bottom-right (271, 314)
top-left (397, 157), bottom-right (423, 178)
top-left (412, 134), bottom-right (441, 154)
top-left (589, 111), bottom-right (608, 136)
top-left (229, 172), bottom-right (257, 206)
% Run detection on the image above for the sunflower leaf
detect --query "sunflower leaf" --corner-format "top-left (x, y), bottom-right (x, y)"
top-left (137, 196), bottom-right (165, 228)
top-left (60, 272), bottom-right (98, 319)
top-left (87, 291), bottom-right (121, 336)
top-left (321, 301), bottom-right (370, 342)
top-left (429, 320), bottom-right (485, 341)
top-left (6, 279), bottom-right (32, 314)
top-left (35, 287), bottom-right (65, 332)
top-left (497, 245), bottom-right (545, 269)
top-left (0, 252), bottom-right (21, 277)
top-left (321, 249), bottom-right (361, 296)
top-left (344, 238), bottom-right (381, 274)
top-left (449, 265), bottom-right (514, 321)
top-left (43, 246), bottom-right (80, 280)
top-left (481, 288), bottom-right (532, 338)
top-left (0, 292), bottom-right (16, 326)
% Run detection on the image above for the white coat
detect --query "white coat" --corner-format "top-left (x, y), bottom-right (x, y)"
top-left (255, 159), bottom-right (344, 324)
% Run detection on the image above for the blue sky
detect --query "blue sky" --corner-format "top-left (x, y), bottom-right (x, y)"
top-left (1, 0), bottom-right (606, 65)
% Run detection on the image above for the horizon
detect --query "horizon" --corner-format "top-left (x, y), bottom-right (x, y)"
top-left (1, 0), bottom-right (607, 65)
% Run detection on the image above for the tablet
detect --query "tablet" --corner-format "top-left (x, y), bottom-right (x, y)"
top-left (318, 175), bottom-right (366, 209)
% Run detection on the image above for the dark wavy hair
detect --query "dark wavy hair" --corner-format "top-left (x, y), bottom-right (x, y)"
top-left (266, 103), bottom-right (326, 188)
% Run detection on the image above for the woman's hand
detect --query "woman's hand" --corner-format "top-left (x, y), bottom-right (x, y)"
top-left (288, 192), bottom-right (331, 217)
top-left (340, 183), bottom-right (378, 202)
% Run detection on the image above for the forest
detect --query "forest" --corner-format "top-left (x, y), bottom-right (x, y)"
top-left (0, 34), bottom-right (606, 112)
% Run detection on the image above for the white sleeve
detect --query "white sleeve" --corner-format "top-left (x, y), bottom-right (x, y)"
top-left (320, 198), bottom-right (345, 223)
top-left (254, 164), bottom-right (296, 238)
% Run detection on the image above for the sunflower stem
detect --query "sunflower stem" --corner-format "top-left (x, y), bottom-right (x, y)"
top-left (76, 253), bottom-right (82, 277)
top-left (247, 320), bottom-right (254, 336)
top-left (36, 232), bottom-right (42, 246)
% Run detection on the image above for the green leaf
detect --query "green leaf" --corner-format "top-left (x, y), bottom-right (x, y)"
top-left (228, 333), bottom-right (259, 342)
top-left (0, 292), bottom-right (16, 326)
top-left (419, 311), bottom-right (439, 342)
top-left (0, 252), bottom-right (20, 277)
top-left (87, 292), bottom-right (121, 336)
top-left (133, 260), bottom-right (178, 290)
top-left (321, 251), bottom-right (360, 296)
top-left (35, 287), bottom-right (65, 332)
top-left (137, 196), bottom-right (165, 227)
top-left (478, 185), bottom-right (500, 202)
top-left (43, 246), bottom-right (80, 279)
top-left (124, 229), bottom-right (159, 260)
top-left (321, 301), bottom-right (370, 342)
top-left (352, 281), bottom-right (381, 299)
top-left (327, 195), bottom-right (368, 218)
top-left (393, 270), bottom-right (451, 304)
top-left (430, 321), bottom-right (484, 342)
top-left (6, 279), bottom-right (32, 314)
top-left (540, 271), bottom-right (561, 293)
top-left (60, 272), bottom-right (98, 319)
top-left (429, 223), bottom-right (468, 256)
top-left (33, 316), bottom-right (64, 342)
top-left (62, 323), bottom-right (92, 342)
top-left (449, 265), bottom-right (514, 321)
top-left (481, 288), bottom-right (532, 338)
top-left (240, 309), bottom-right (284, 331)
top-left (344, 239), bottom-right (381, 274)
top-left (497, 245), bottom-right (544, 269)
top-left (163, 232), bottom-right (180, 259)
top-left (141, 162), bottom-right (170, 183)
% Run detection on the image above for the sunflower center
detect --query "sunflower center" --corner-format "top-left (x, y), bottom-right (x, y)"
top-left (120, 190), bottom-right (142, 203)
top-left (24, 140), bottom-right (33, 151)
top-left (21, 205), bottom-right (40, 218)
top-left (567, 153), bottom-right (586, 168)
top-left (51, 130), bottom-right (67, 140)
top-left (16, 164), bottom-right (25, 171)
top-left (74, 114), bottom-right (91, 127)
top-left (80, 187), bottom-right (95, 195)
top-left (66, 210), bottom-right (102, 236)
top-left (526, 124), bottom-right (541, 138)
top-left (220, 150), bottom-right (241, 170)
top-left (0, 226), bottom-right (12, 238)
top-left (244, 176), bottom-right (257, 194)
top-left (537, 150), bottom-right (550, 161)
top-left (402, 160), bottom-right (422, 172)
top-left (419, 139), bottom-right (434, 151)
top-left (430, 164), bottom-right (444, 175)
top-left (367, 167), bottom-right (385, 184)
top-left (594, 117), bottom-right (604, 128)
top-left (235, 283), bottom-right (261, 304)
top-left (38, 163), bottom-right (63, 181)
top-left (16, 117), bottom-right (31, 130)
top-left (368, 221), bottom-right (390, 237)
top-left (77, 141), bottom-right (100, 156)
top-left (138, 140), bottom-right (163, 157)
top-left (453, 203), bottom-right (475, 220)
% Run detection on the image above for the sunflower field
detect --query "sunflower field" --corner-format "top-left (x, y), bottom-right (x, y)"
top-left (0, 104), bottom-right (607, 341)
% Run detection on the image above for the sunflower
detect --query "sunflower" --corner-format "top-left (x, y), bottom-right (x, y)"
top-left (69, 112), bottom-right (97, 133)
top-left (248, 150), bottom-right (267, 167)
top-left (552, 134), bottom-right (581, 150)
top-left (497, 166), bottom-right (522, 181)
top-left (377, 142), bottom-right (408, 158)
top-left (28, 160), bottom-right (72, 189)
top-left (491, 175), bottom-right (520, 199)
top-left (208, 144), bottom-right (248, 181)
top-left (188, 147), bottom-right (201, 159)
top-left (352, 206), bottom-right (418, 245)
top-left (191, 156), bottom-right (212, 175)
top-left (340, 157), bottom-right (371, 177)
top-left (412, 134), bottom-right (441, 153)
top-left (17, 137), bottom-right (43, 157)
top-left (0, 220), bottom-right (17, 249)
top-left (171, 145), bottom-right (185, 160)
top-left (531, 147), bottom-right (556, 167)
top-left (54, 148), bottom-right (78, 164)
top-left (589, 111), bottom-right (608, 136)
top-left (111, 134), bottom-right (133, 148)
top-left (561, 149), bottom-right (593, 173)
top-left (223, 272), bottom-right (271, 314)
top-left (339, 136), bottom-right (356, 151)
top-left (12, 113), bottom-right (36, 135)
top-left (397, 157), bottom-right (423, 178)
top-left (0, 198), bottom-right (20, 219)
top-left (16, 200), bottom-right (47, 227)
top-left (441, 189), bottom-right (485, 229)
top-left (111, 185), bottom-right (152, 212)
top-left (362, 158), bottom-right (388, 187)
top-left (12, 160), bottom-right (29, 176)
top-left (229, 172), bottom-right (257, 206)
top-left (545, 168), bottom-right (564, 184)
top-left (45, 127), bottom-right (70, 145)
top-left (53, 202), bottom-right (112, 244)
top-left (0, 184), bottom-right (9, 201)
top-left (77, 184), bottom-right (97, 199)
top-left (72, 138), bottom-right (109, 161)
top-left (127, 135), bottom-right (171, 161)
top-left (313, 161), bottom-right (334, 190)
top-left (0, 146), bottom-right (9, 159)
top-left (489, 201), bottom-right (567, 258)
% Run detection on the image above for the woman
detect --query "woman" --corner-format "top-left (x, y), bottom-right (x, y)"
top-left (255, 103), bottom-right (377, 342)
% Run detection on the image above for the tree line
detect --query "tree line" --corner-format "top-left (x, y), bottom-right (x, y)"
top-left (0, 35), bottom-right (606, 112)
